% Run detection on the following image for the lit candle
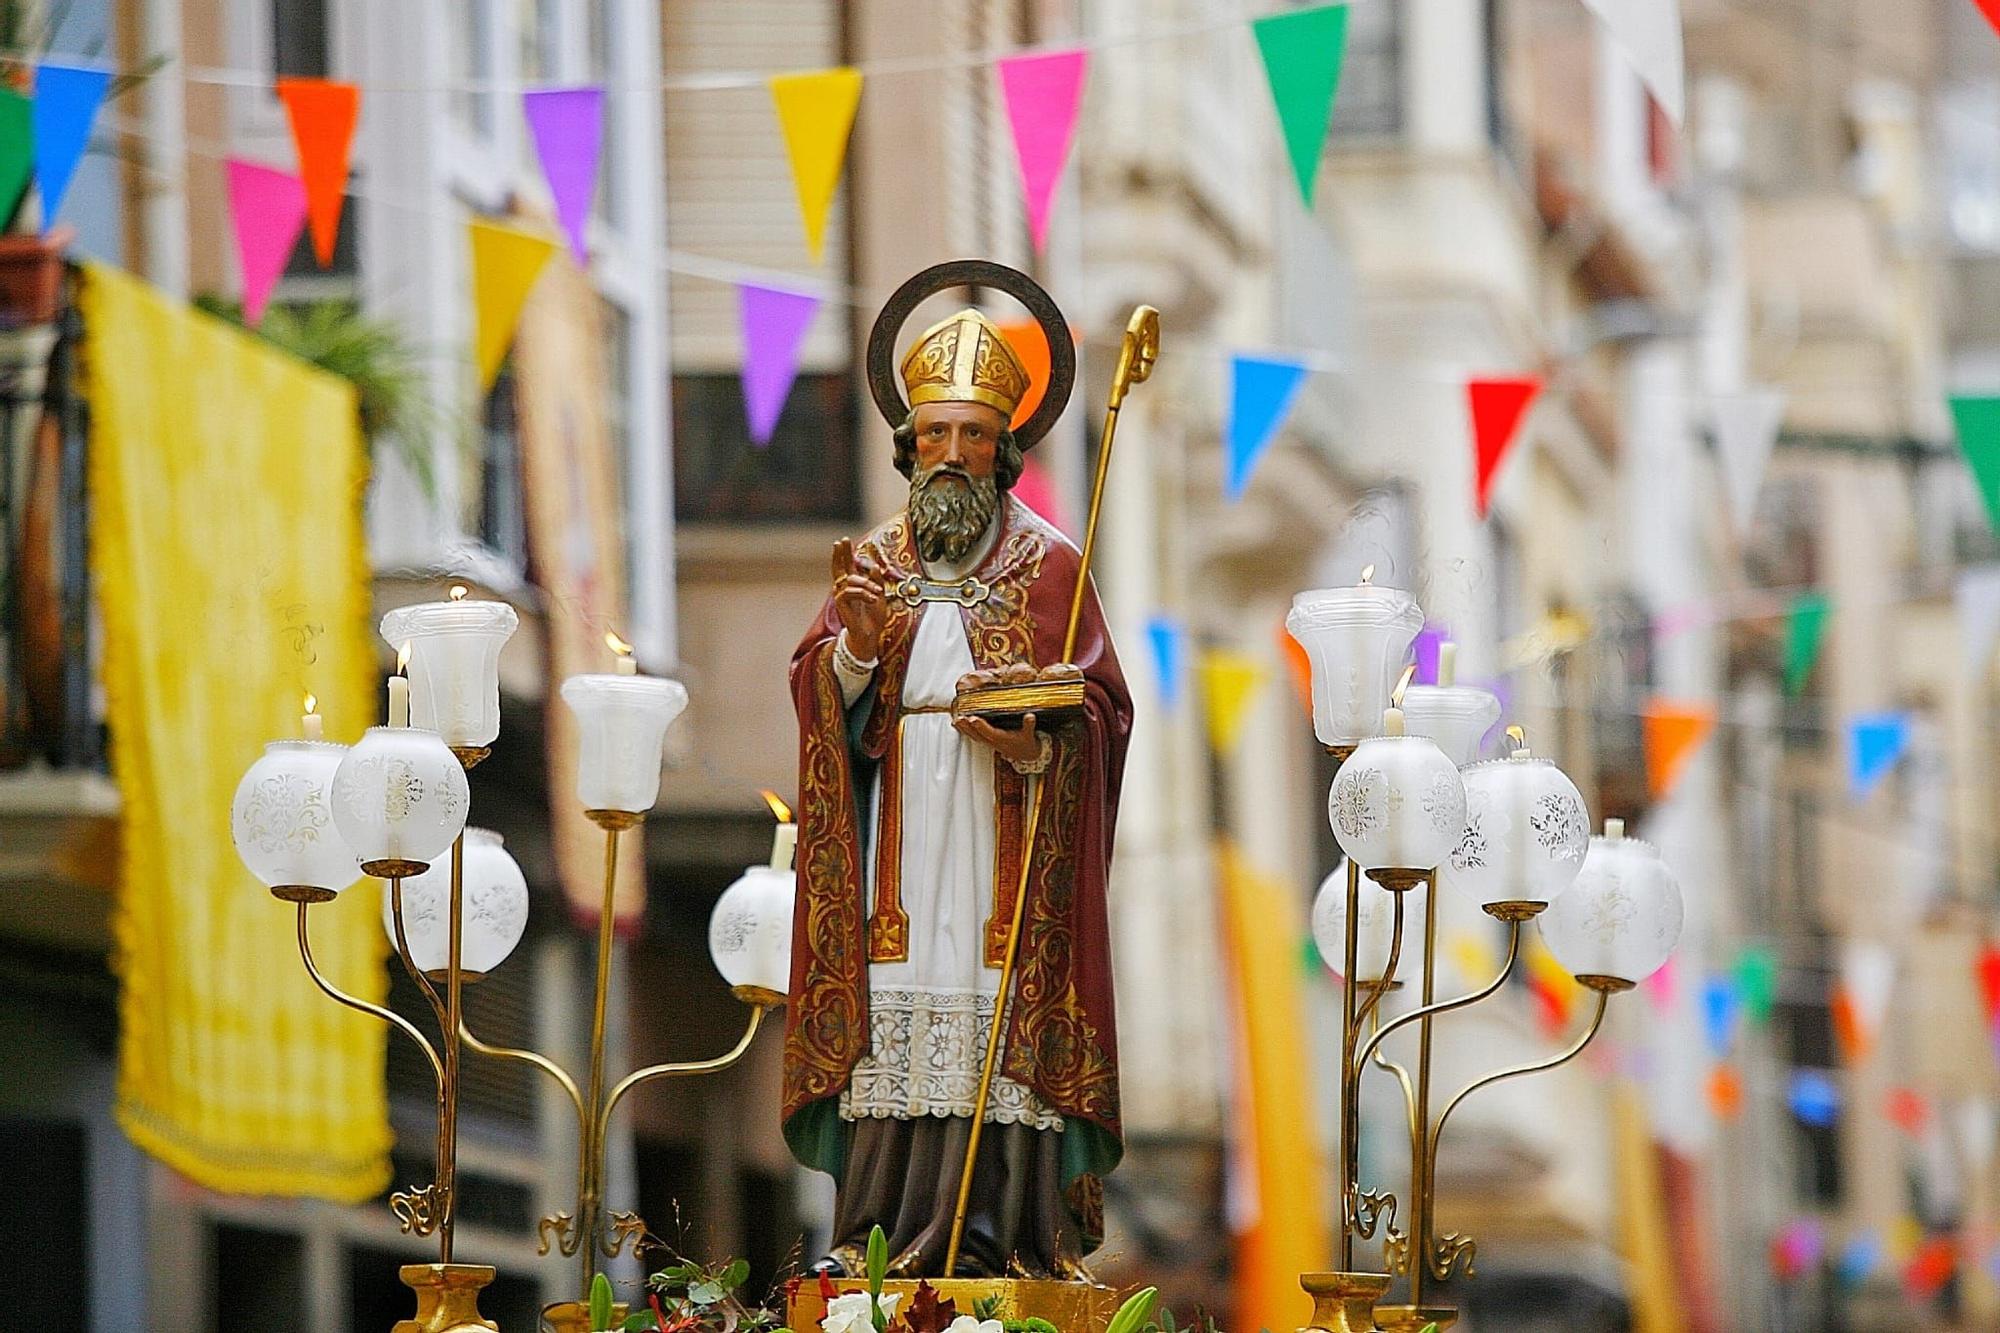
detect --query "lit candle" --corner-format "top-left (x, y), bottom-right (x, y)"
top-left (1605, 817), bottom-right (1626, 839)
top-left (389, 643), bottom-right (411, 728)
top-left (1383, 705), bottom-right (1406, 736)
top-left (607, 629), bottom-right (638, 676)
top-left (302, 692), bottom-right (324, 742)
top-left (762, 790), bottom-right (797, 870)
top-left (1438, 641), bottom-right (1458, 687)
top-left (1507, 724), bottom-right (1528, 759)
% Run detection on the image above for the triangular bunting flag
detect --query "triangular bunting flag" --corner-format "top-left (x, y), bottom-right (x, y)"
top-left (997, 50), bottom-right (1087, 253)
top-left (276, 79), bottom-right (360, 268)
top-left (1010, 459), bottom-right (1073, 534)
top-left (1643, 954), bottom-right (1677, 1009)
top-left (523, 86), bottom-right (606, 267)
top-left (1847, 711), bottom-right (1913, 800)
top-left (1959, 564), bottom-right (2000, 671)
top-left (1887, 1087), bottom-right (1929, 1138)
top-left (1838, 1232), bottom-right (1884, 1284)
top-left (1782, 592), bottom-right (1829, 695)
top-left (1701, 973), bottom-right (1740, 1056)
top-left (1277, 617), bottom-right (1312, 717)
top-left (996, 320), bottom-right (1053, 431)
top-left (1712, 386), bottom-right (1785, 535)
top-left (31, 64), bottom-right (110, 227)
top-left (1978, 0), bottom-right (2000, 40)
top-left (0, 90), bottom-right (32, 228)
top-left (1978, 943), bottom-right (2000, 1026)
top-left (738, 283), bottom-right (820, 446)
top-left (1707, 1063), bottom-right (1744, 1120)
top-left (1732, 945), bottom-right (1779, 1023)
top-left (1144, 615), bottom-right (1189, 711)
top-left (1468, 376), bottom-right (1541, 516)
top-left (1252, 4), bottom-right (1350, 208)
top-left (1641, 698), bottom-right (1715, 800)
top-left (1198, 649), bottom-right (1266, 755)
top-left (1950, 395), bottom-right (2000, 531)
top-left (1786, 1069), bottom-right (1842, 1128)
top-left (224, 160), bottom-right (309, 327)
top-left (468, 218), bottom-right (559, 392)
top-left (1580, 0), bottom-right (1685, 125)
top-left (1841, 939), bottom-right (1896, 1058)
top-left (1226, 355), bottom-right (1308, 500)
top-left (769, 67), bottom-right (863, 263)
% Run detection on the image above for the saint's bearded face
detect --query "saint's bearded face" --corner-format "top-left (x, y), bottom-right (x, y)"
top-left (906, 401), bottom-right (1007, 565)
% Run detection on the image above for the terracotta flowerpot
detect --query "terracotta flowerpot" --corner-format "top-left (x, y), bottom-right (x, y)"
top-left (0, 226), bottom-right (70, 329)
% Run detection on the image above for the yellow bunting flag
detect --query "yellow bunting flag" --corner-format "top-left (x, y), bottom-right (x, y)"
top-left (1198, 649), bottom-right (1267, 755)
top-left (769, 67), bottom-right (864, 262)
top-left (469, 217), bottom-right (558, 392)
top-left (1449, 930), bottom-right (1501, 984)
top-left (1217, 845), bottom-right (1327, 1333)
top-left (82, 262), bottom-right (389, 1200)
top-left (1641, 698), bottom-right (1717, 800)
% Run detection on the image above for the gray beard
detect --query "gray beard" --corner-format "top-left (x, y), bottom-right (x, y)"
top-left (909, 464), bottom-right (1000, 566)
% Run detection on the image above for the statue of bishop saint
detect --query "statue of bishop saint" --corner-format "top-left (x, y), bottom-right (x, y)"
top-left (784, 306), bottom-right (1131, 1279)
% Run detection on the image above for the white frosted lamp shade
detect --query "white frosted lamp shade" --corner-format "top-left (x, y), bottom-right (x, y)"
top-left (380, 599), bottom-right (519, 748)
top-left (331, 726), bottom-right (470, 873)
top-left (559, 674), bottom-right (689, 814)
top-left (1400, 685), bottom-right (1502, 767)
top-left (709, 864), bottom-right (795, 1002)
top-left (1285, 586), bottom-right (1423, 747)
top-left (1312, 861), bottom-right (1424, 984)
top-left (1540, 832), bottom-right (1684, 986)
top-left (231, 740), bottom-right (357, 899)
top-left (382, 828), bottom-right (529, 977)
top-left (1329, 734), bottom-right (1466, 871)
top-left (1443, 756), bottom-right (1590, 910)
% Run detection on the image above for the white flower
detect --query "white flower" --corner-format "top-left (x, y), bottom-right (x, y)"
top-left (822, 1291), bottom-right (902, 1333)
top-left (947, 1318), bottom-right (1004, 1333)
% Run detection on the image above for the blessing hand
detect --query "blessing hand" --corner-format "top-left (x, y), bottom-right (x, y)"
top-left (953, 711), bottom-right (1041, 766)
top-left (830, 537), bottom-right (886, 662)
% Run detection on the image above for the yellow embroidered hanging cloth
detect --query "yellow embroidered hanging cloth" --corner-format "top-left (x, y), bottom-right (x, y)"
top-left (83, 262), bottom-right (391, 1200)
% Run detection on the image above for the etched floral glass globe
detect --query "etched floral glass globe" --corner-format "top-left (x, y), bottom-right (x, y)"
top-left (382, 828), bottom-right (529, 977)
top-left (709, 864), bottom-right (795, 1000)
top-left (1442, 754), bottom-right (1590, 911)
top-left (1328, 733), bottom-right (1466, 872)
top-left (1540, 825), bottom-right (1685, 986)
top-left (1311, 861), bottom-right (1425, 983)
top-left (230, 740), bottom-right (357, 898)
top-left (330, 726), bottom-right (471, 874)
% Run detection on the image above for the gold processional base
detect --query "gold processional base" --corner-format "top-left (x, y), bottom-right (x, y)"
top-left (391, 1264), bottom-right (499, 1333)
top-left (1295, 1272), bottom-right (1458, 1333)
top-left (789, 1278), bottom-right (1124, 1333)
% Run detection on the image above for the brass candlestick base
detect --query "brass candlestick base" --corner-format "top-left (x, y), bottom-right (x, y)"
top-left (393, 1263), bottom-right (498, 1333)
top-left (542, 1299), bottom-right (629, 1333)
top-left (1297, 1272), bottom-right (1392, 1333)
top-left (1371, 1305), bottom-right (1457, 1333)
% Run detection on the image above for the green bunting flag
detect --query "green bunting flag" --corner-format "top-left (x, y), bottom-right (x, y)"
top-left (1950, 395), bottom-right (2000, 531)
top-left (1252, 3), bottom-right (1350, 207)
top-left (1783, 591), bottom-right (1829, 696)
top-left (1732, 945), bottom-right (1778, 1023)
top-left (0, 90), bottom-right (30, 228)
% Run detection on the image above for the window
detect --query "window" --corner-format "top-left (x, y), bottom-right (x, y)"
top-left (476, 359), bottom-right (526, 565)
top-left (1328, 0), bottom-right (1402, 140)
top-left (453, 1), bottom-right (496, 138)
top-left (270, 0), bottom-right (328, 80)
top-left (588, 0), bottom-right (623, 225)
top-left (673, 371), bottom-right (861, 523)
top-left (600, 297), bottom-right (635, 588)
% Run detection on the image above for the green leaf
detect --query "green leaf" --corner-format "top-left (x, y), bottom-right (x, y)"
top-left (719, 1258), bottom-right (752, 1292)
top-left (972, 1296), bottom-right (1004, 1322)
top-left (1105, 1287), bottom-right (1159, 1333)
top-left (590, 1272), bottom-right (616, 1332)
top-left (624, 1315), bottom-right (660, 1332)
top-left (690, 1281), bottom-right (727, 1306)
top-left (866, 1224), bottom-right (889, 1293)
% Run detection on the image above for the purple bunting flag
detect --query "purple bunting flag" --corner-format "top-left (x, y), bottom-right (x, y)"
top-left (523, 87), bottom-right (606, 267)
top-left (739, 283), bottom-right (821, 446)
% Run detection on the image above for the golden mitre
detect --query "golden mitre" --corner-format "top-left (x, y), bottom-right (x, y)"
top-left (899, 308), bottom-right (1031, 420)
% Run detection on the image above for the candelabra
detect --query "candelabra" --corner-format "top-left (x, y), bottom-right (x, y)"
top-left (231, 591), bottom-right (796, 1333)
top-left (1286, 576), bottom-right (1685, 1333)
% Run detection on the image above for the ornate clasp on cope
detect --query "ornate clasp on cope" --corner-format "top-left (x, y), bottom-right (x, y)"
top-left (891, 574), bottom-right (992, 608)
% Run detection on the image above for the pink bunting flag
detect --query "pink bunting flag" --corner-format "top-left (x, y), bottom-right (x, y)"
top-left (523, 87), bottom-right (605, 267)
top-left (739, 283), bottom-right (821, 446)
top-left (997, 49), bottom-right (1087, 254)
top-left (224, 159), bottom-right (308, 327)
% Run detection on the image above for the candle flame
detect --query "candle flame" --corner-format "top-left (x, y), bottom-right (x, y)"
top-left (1359, 564), bottom-right (1375, 586)
top-left (1392, 663), bottom-right (1416, 706)
top-left (1507, 724), bottom-right (1527, 750)
top-left (396, 641), bottom-right (412, 674)
top-left (760, 789), bottom-right (793, 823)
top-left (605, 629), bottom-right (634, 658)
top-left (303, 692), bottom-right (317, 716)
top-left (449, 584), bottom-right (468, 601)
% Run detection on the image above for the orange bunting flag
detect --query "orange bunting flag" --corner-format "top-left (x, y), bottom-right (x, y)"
top-left (995, 320), bottom-right (1053, 431)
top-left (276, 79), bottom-right (360, 269)
top-left (1707, 1064), bottom-right (1744, 1120)
top-left (1276, 617), bottom-right (1313, 718)
top-left (1830, 985), bottom-right (1872, 1065)
top-left (1641, 698), bottom-right (1716, 800)
top-left (1525, 937), bottom-right (1576, 1035)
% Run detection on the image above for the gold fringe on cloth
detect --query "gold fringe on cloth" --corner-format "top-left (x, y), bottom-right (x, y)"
top-left (83, 262), bottom-right (391, 1200)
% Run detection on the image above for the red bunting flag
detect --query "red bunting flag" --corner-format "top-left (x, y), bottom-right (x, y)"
top-left (1904, 1236), bottom-right (1957, 1301)
top-left (1979, 943), bottom-right (2000, 1025)
top-left (1468, 376), bottom-right (1541, 516)
top-left (276, 79), bottom-right (360, 268)
top-left (1641, 698), bottom-right (1716, 800)
top-left (1976, 0), bottom-right (2000, 40)
top-left (1887, 1086), bottom-right (1929, 1137)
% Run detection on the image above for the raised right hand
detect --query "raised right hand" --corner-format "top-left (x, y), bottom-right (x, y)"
top-left (831, 538), bottom-right (887, 662)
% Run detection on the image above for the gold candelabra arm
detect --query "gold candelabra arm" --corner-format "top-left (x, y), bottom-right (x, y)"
top-left (459, 1018), bottom-right (587, 1132)
top-left (1352, 916), bottom-right (1525, 1079)
top-left (595, 1002), bottom-right (771, 1147)
top-left (386, 878), bottom-right (453, 1033)
top-left (1349, 889), bottom-right (1406, 1037)
top-left (295, 901), bottom-right (445, 1088)
top-left (601, 1210), bottom-right (648, 1259)
top-left (538, 1211), bottom-right (581, 1258)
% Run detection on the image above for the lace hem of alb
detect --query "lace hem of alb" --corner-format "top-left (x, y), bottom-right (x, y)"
top-left (839, 988), bottom-right (1065, 1131)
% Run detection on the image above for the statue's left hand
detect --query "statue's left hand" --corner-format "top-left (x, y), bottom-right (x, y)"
top-left (953, 711), bottom-right (1041, 765)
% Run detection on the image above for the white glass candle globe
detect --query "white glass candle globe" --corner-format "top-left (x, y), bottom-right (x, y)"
top-left (1312, 861), bottom-right (1425, 984)
top-left (231, 740), bottom-right (357, 899)
top-left (709, 864), bottom-right (795, 1002)
top-left (382, 828), bottom-right (529, 977)
top-left (331, 726), bottom-right (471, 874)
top-left (1540, 827), bottom-right (1685, 986)
top-left (559, 674), bottom-right (689, 815)
top-left (1286, 586), bottom-right (1424, 747)
top-left (380, 599), bottom-right (519, 749)
top-left (1401, 684), bottom-right (1502, 767)
top-left (1329, 734), bottom-right (1467, 871)
top-left (1443, 754), bottom-right (1590, 911)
